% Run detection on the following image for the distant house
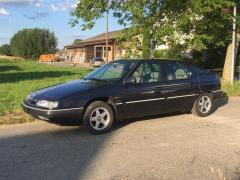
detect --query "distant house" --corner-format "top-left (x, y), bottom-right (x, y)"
top-left (64, 30), bottom-right (126, 64)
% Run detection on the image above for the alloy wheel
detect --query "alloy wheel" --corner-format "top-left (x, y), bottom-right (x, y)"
top-left (90, 107), bottom-right (111, 130)
top-left (198, 96), bottom-right (211, 114)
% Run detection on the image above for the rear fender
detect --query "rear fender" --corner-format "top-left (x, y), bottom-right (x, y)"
top-left (197, 73), bottom-right (221, 92)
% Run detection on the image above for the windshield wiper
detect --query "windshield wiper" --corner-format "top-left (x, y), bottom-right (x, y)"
top-left (85, 78), bottom-right (105, 82)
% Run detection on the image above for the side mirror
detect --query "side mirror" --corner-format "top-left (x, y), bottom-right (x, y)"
top-left (123, 78), bottom-right (137, 85)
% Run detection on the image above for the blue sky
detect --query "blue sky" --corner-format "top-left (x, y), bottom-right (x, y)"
top-left (0, 0), bottom-right (123, 48)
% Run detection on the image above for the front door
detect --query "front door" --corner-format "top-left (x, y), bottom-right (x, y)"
top-left (121, 61), bottom-right (165, 118)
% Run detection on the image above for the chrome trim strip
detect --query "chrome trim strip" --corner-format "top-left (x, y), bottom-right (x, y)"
top-left (22, 102), bottom-right (83, 112)
top-left (115, 103), bottom-right (123, 105)
top-left (125, 94), bottom-right (196, 104)
top-left (167, 94), bottom-right (197, 99)
top-left (212, 90), bottom-right (222, 93)
top-left (126, 97), bottom-right (165, 104)
top-left (157, 83), bottom-right (189, 88)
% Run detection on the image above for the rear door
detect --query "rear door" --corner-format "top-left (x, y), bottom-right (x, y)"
top-left (158, 61), bottom-right (199, 113)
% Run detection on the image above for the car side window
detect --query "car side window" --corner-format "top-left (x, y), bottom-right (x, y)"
top-left (130, 62), bottom-right (161, 84)
top-left (163, 61), bottom-right (188, 81)
top-left (180, 64), bottom-right (194, 77)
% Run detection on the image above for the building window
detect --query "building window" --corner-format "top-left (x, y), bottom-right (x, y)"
top-left (96, 47), bottom-right (103, 58)
top-left (95, 46), bottom-right (111, 58)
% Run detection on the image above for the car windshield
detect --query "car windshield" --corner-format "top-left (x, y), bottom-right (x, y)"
top-left (84, 61), bottom-right (136, 81)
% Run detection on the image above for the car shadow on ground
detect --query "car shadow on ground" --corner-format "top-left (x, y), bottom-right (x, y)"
top-left (0, 126), bottom-right (112, 180)
top-left (49, 112), bottom-right (184, 130)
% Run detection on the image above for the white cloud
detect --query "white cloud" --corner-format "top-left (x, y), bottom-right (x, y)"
top-left (0, 0), bottom-right (42, 6)
top-left (50, 3), bottom-right (58, 12)
top-left (0, 8), bottom-right (9, 16)
top-left (50, 2), bottom-right (76, 12)
top-left (23, 11), bottom-right (48, 20)
top-left (0, 0), bottom-right (31, 4)
top-left (34, 2), bottom-right (41, 7)
top-left (59, 2), bottom-right (76, 11)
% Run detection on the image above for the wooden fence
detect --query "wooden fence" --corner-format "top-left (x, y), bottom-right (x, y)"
top-left (209, 66), bottom-right (240, 80)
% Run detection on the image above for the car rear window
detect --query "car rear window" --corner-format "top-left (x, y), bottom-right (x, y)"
top-left (185, 64), bottom-right (209, 73)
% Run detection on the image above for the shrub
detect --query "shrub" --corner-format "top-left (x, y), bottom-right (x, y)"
top-left (0, 44), bottom-right (12, 56)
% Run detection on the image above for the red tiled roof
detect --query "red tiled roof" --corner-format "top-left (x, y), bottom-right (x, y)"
top-left (65, 29), bottom-right (122, 49)
top-left (84, 30), bottom-right (121, 42)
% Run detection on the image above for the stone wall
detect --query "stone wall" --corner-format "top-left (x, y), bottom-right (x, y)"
top-left (65, 47), bottom-right (86, 64)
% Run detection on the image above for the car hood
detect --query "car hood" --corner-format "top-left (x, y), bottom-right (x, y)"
top-left (31, 79), bottom-right (105, 100)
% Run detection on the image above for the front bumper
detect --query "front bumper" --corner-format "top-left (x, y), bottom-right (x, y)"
top-left (22, 102), bottom-right (84, 120)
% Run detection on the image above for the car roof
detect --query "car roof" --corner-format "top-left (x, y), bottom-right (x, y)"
top-left (114, 59), bottom-right (180, 63)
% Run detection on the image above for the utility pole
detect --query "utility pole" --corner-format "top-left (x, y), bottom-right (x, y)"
top-left (105, 2), bottom-right (109, 63)
top-left (231, 4), bottom-right (237, 85)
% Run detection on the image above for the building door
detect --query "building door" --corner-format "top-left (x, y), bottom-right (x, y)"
top-left (104, 46), bottom-right (112, 61)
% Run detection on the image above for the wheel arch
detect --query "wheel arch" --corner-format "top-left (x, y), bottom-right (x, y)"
top-left (198, 90), bottom-right (213, 96)
top-left (190, 91), bottom-right (213, 112)
top-left (191, 91), bottom-right (214, 116)
top-left (82, 97), bottom-right (117, 120)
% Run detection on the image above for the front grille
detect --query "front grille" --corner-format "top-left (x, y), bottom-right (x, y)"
top-left (26, 96), bottom-right (38, 105)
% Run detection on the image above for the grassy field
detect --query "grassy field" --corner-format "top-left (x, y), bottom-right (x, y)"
top-left (0, 58), bottom-right (91, 125)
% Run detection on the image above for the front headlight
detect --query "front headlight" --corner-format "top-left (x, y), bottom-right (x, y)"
top-left (36, 100), bottom-right (58, 109)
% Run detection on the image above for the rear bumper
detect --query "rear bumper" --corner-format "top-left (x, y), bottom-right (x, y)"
top-left (212, 90), bottom-right (224, 100)
top-left (22, 102), bottom-right (84, 120)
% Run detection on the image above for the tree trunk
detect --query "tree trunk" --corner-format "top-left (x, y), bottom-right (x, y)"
top-left (222, 43), bottom-right (234, 83)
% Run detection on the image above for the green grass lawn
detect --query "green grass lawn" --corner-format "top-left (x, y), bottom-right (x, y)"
top-left (222, 81), bottom-right (240, 97)
top-left (0, 59), bottom-right (91, 125)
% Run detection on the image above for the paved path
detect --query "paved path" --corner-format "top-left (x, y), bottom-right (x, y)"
top-left (0, 98), bottom-right (240, 180)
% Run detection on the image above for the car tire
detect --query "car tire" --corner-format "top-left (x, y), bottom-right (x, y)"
top-left (83, 101), bottom-right (114, 135)
top-left (191, 93), bottom-right (213, 117)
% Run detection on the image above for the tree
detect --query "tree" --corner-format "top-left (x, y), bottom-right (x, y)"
top-left (154, 0), bottom-right (239, 51)
top-left (70, 0), bottom-right (157, 58)
top-left (72, 39), bottom-right (83, 45)
top-left (71, 0), bottom-right (239, 61)
top-left (10, 28), bottom-right (58, 59)
top-left (0, 44), bottom-right (12, 56)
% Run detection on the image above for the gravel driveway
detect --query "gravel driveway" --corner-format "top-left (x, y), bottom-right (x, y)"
top-left (0, 97), bottom-right (240, 180)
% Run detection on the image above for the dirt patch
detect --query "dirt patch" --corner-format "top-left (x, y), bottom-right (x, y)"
top-left (0, 55), bottom-right (24, 61)
top-left (0, 111), bottom-right (35, 125)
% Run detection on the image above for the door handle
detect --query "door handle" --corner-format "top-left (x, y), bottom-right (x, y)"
top-left (154, 86), bottom-right (176, 93)
top-left (160, 89), bottom-right (176, 93)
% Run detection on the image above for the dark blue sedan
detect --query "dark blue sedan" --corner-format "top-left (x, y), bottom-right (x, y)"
top-left (22, 59), bottom-right (222, 134)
